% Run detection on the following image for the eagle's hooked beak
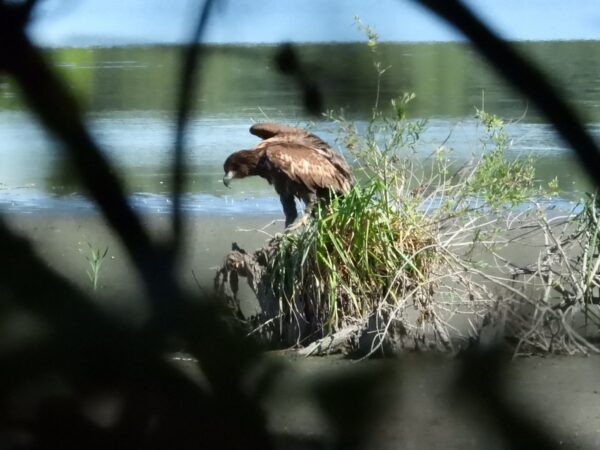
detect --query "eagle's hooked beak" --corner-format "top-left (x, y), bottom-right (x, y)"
top-left (223, 170), bottom-right (236, 188)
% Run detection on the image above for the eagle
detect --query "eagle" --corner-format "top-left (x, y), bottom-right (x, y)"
top-left (223, 123), bottom-right (353, 228)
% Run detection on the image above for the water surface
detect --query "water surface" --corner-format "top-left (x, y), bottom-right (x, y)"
top-left (1, 42), bottom-right (598, 214)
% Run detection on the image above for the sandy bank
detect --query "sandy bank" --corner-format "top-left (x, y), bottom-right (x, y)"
top-left (5, 211), bottom-right (600, 448)
top-left (4, 212), bottom-right (281, 317)
top-left (260, 353), bottom-right (600, 449)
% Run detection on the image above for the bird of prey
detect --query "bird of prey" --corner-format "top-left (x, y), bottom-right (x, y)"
top-left (223, 123), bottom-right (352, 227)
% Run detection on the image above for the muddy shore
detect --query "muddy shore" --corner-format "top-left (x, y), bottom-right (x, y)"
top-left (6, 211), bottom-right (600, 448)
top-left (5, 212), bottom-right (280, 318)
top-left (258, 353), bottom-right (600, 449)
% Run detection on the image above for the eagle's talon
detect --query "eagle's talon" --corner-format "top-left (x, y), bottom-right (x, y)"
top-left (285, 215), bottom-right (310, 232)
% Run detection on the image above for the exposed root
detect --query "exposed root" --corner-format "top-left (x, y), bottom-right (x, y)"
top-left (214, 231), bottom-right (460, 354)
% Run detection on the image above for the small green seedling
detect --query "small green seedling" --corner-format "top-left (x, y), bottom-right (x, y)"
top-left (85, 243), bottom-right (109, 291)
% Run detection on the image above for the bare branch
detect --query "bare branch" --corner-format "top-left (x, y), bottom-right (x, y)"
top-left (171, 0), bottom-right (218, 258)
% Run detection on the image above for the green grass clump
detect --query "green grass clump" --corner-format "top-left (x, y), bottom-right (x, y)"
top-left (261, 96), bottom-right (549, 343)
top-left (267, 176), bottom-right (435, 334)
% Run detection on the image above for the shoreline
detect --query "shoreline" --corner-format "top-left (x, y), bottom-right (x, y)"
top-left (7, 210), bottom-right (600, 448)
top-left (5, 211), bottom-right (281, 317)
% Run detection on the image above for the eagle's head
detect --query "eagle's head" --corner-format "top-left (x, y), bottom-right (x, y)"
top-left (223, 150), bottom-right (261, 187)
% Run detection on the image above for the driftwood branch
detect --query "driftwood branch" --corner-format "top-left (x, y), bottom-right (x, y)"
top-left (297, 325), bottom-right (363, 356)
top-left (215, 237), bottom-right (448, 355)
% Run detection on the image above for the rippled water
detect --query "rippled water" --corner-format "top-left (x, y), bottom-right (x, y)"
top-left (1, 42), bottom-right (598, 214)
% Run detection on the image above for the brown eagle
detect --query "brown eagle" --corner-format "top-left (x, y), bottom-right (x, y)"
top-left (223, 123), bottom-right (353, 227)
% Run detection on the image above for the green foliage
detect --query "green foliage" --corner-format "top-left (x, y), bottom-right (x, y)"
top-left (547, 177), bottom-right (560, 196)
top-left (85, 243), bottom-right (109, 291)
top-left (268, 178), bottom-right (434, 332)
top-left (354, 16), bottom-right (379, 52)
top-left (468, 108), bottom-right (536, 207)
top-left (326, 91), bottom-right (427, 176)
top-left (391, 92), bottom-right (416, 121)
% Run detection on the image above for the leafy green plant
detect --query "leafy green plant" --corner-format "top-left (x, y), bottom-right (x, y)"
top-left (354, 16), bottom-right (379, 52)
top-left (467, 108), bottom-right (535, 207)
top-left (85, 243), bottom-right (109, 291)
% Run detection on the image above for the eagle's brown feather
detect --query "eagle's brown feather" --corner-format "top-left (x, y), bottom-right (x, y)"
top-left (264, 144), bottom-right (351, 195)
top-left (251, 123), bottom-right (353, 182)
top-left (223, 123), bottom-right (353, 227)
top-left (249, 123), bottom-right (304, 140)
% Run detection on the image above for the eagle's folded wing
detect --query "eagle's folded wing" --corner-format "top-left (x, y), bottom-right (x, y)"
top-left (249, 123), bottom-right (304, 140)
top-left (251, 123), bottom-right (353, 182)
top-left (264, 144), bottom-right (351, 194)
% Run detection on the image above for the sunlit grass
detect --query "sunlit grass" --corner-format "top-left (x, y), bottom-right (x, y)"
top-left (267, 178), bottom-right (436, 333)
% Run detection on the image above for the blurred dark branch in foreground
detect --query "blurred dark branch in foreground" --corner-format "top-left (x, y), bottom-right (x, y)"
top-left (0, 3), bottom-right (275, 446)
top-left (414, 0), bottom-right (600, 186)
top-left (0, 143), bottom-right (272, 447)
top-left (275, 43), bottom-right (323, 116)
top-left (171, 0), bottom-right (217, 260)
top-left (457, 349), bottom-right (559, 450)
top-left (2, 0), bottom-right (39, 26)
top-left (0, 218), bottom-right (272, 448)
top-left (0, 2), bottom-right (182, 325)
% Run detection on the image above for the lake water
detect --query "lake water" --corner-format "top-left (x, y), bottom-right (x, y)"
top-left (1, 41), bottom-right (599, 215)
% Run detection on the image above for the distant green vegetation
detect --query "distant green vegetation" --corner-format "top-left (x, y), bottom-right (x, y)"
top-left (2, 41), bottom-right (600, 122)
top-left (1, 41), bottom-right (594, 201)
